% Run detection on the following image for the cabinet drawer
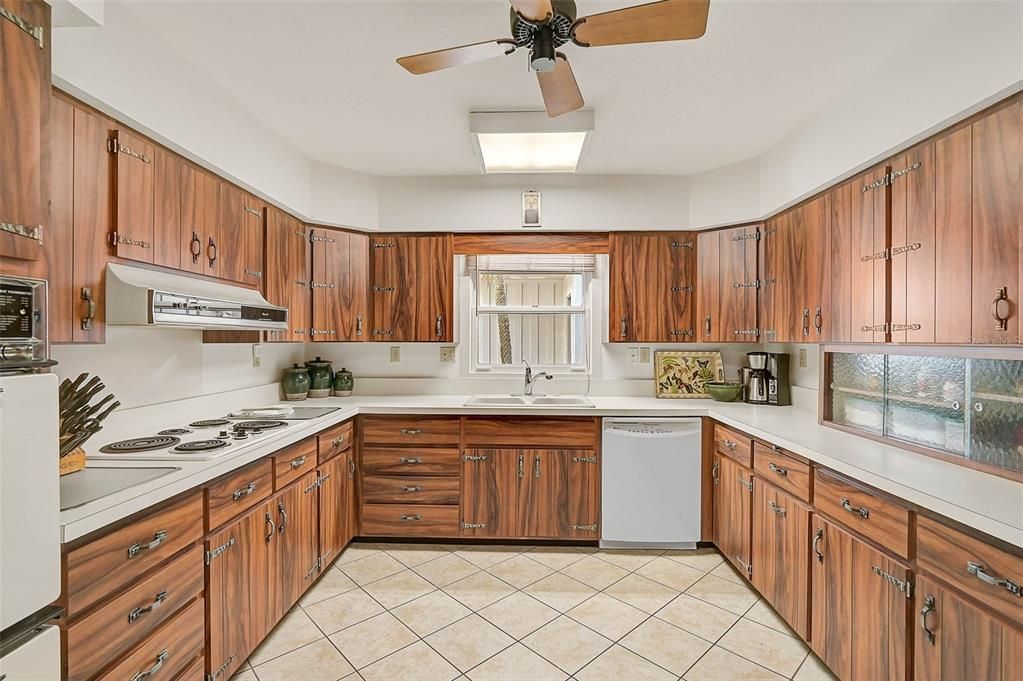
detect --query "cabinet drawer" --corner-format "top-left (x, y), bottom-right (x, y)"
top-left (66, 491), bottom-right (203, 617)
top-left (714, 423), bottom-right (752, 468)
top-left (171, 654), bottom-right (203, 681)
top-left (464, 417), bottom-right (597, 448)
top-left (205, 459), bottom-right (273, 531)
top-left (917, 515), bottom-right (1023, 624)
top-left (318, 420), bottom-right (353, 463)
top-left (363, 475), bottom-right (460, 505)
top-left (273, 437), bottom-right (318, 489)
top-left (813, 468), bottom-right (910, 558)
top-left (361, 416), bottom-right (459, 445)
top-left (361, 504), bottom-right (460, 536)
top-left (94, 597), bottom-right (204, 681)
top-left (753, 443), bottom-right (811, 502)
top-left (362, 447), bottom-right (461, 476)
top-left (66, 546), bottom-right (203, 681)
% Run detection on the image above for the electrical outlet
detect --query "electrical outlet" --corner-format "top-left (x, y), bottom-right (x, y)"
top-left (251, 344), bottom-right (262, 368)
top-left (639, 347), bottom-right (652, 363)
top-left (389, 346), bottom-right (401, 363)
top-left (799, 348), bottom-right (808, 368)
top-left (440, 346), bottom-right (456, 363)
top-left (628, 347), bottom-right (639, 364)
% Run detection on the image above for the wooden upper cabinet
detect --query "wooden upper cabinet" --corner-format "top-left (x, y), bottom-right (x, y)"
top-left (109, 128), bottom-right (155, 263)
top-left (850, 164), bottom-right (890, 342)
top-left (310, 228), bottom-right (368, 341)
top-left (370, 234), bottom-right (453, 342)
top-left (828, 181), bottom-right (855, 342)
top-left (153, 147), bottom-right (183, 270)
top-left (0, 0), bottom-right (49, 261)
top-left (766, 196), bottom-right (830, 343)
top-left (696, 230), bottom-right (721, 342)
top-left (71, 105), bottom-right (111, 343)
top-left (180, 165), bottom-right (220, 277)
top-left (609, 232), bottom-right (696, 342)
top-left (718, 224), bottom-right (759, 342)
top-left (264, 208), bottom-right (308, 341)
top-left (217, 183), bottom-right (245, 283)
top-left (241, 195), bottom-right (265, 288)
top-left (802, 195), bottom-right (830, 341)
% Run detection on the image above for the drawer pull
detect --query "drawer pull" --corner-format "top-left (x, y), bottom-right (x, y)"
top-left (130, 650), bottom-right (168, 681)
top-left (723, 439), bottom-right (737, 450)
top-left (232, 482), bottom-right (257, 501)
top-left (289, 455), bottom-right (307, 470)
top-left (839, 497), bottom-right (870, 519)
top-left (967, 561), bottom-right (1022, 597)
top-left (768, 501), bottom-right (787, 517)
top-left (400, 485), bottom-right (423, 494)
top-left (128, 590), bottom-right (167, 623)
top-left (920, 595), bottom-right (936, 645)
top-left (400, 428), bottom-right (424, 435)
top-left (127, 531), bottom-right (167, 559)
top-left (331, 435), bottom-right (347, 448)
top-left (399, 457), bottom-right (422, 465)
top-left (813, 528), bottom-right (824, 562)
top-left (400, 514), bottom-right (423, 522)
top-left (768, 462), bottom-right (788, 477)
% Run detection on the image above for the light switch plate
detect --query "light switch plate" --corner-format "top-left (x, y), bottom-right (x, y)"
top-left (627, 347), bottom-right (639, 364)
top-left (251, 344), bottom-right (262, 368)
top-left (639, 347), bottom-right (652, 364)
top-left (389, 346), bottom-right (401, 363)
top-left (799, 348), bottom-right (808, 368)
top-left (440, 346), bottom-right (456, 363)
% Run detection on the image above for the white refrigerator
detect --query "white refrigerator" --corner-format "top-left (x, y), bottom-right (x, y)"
top-left (0, 373), bottom-right (61, 681)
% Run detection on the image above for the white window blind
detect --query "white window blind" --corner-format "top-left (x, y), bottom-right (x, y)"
top-left (465, 253), bottom-right (596, 274)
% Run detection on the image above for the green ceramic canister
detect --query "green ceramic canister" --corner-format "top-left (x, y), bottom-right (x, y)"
top-left (305, 356), bottom-right (334, 398)
top-left (333, 367), bottom-right (354, 397)
top-left (282, 363), bottom-right (311, 401)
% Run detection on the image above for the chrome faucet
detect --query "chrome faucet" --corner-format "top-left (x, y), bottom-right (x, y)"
top-left (523, 359), bottom-right (553, 396)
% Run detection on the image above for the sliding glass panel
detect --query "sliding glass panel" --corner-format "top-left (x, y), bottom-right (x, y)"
top-left (884, 355), bottom-right (966, 454)
top-left (477, 272), bottom-right (585, 310)
top-left (829, 352), bottom-right (885, 435)
top-left (476, 312), bottom-right (584, 367)
top-left (968, 358), bottom-right (1023, 474)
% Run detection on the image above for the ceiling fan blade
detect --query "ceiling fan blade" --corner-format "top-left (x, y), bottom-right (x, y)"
top-left (537, 53), bottom-right (584, 118)
top-left (510, 0), bottom-right (553, 23)
top-left (572, 0), bottom-right (710, 47)
top-left (397, 39), bottom-right (515, 75)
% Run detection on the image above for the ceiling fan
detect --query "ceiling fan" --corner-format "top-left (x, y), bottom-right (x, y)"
top-left (396, 0), bottom-right (711, 118)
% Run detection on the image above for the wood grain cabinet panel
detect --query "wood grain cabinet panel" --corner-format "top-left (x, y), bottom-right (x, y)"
top-left (828, 181), bottom-right (855, 342)
top-left (802, 194), bottom-right (831, 341)
top-left (933, 126), bottom-right (974, 344)
top-left (362, 416), bottom-right (460, 446)
top-left (814, 468), bottom-right (911, 559)
top-left (463, 417), bottom-right (597, 448)
top-left (752, 442), bottom-right (810, 503)
top-left (310, 227), bottom-right (369, 341)
top-left (216, 182), bottom-right (245, 283)
top-left (317, 451), bottom-right (350, 569)
top-left (179, 165), bottom-right (220, 278)
top-left (529, 449), bottom-right (599, 539)
top-left (317, 420), bottom-right (354, 464)
top-left (361, 447), bottom-right (461, 476)
top-left (717, 224), bottom-right (759, 341)
top-left (363, 475), bottom-right (460, 505)
top-left (361, 504), bottom-right (460, 536)
top-left (94, 596), bottom-right (205, 681)
top-left (752, 478), bottom-right (811, 640)
top-left (264, 207), bottom-right (309, 342)
top-left (241, 196), bottom-right (265, 288)
top-left (273, 471), bottom-right (320, 619)
top-left (370, 234), bottom-right (453, 342)
top-left (171, 654), bottom-right (204, 681)
top-left (204, 459), bottom-right (273, 532)
top-left (461, 449), bottom-right (520, 537)
top-left (609, 232), bottom-right (696, 342)
top-left (110, 127), bottom-right (156, 263)
top-left (713, 453), bottom-right (753, 578)
top-left (272, 437), bottom-right (317, 490)
top-left (153, 147), bottom-right (183, 270)
top-left (850, 165), bottom-right (890, 342)
top-left (696, 229), bottom-right (721, 341)
top-left (765, 198), bottom-right (829, 342)
top-left (713, 423), bottom-right (752, 468)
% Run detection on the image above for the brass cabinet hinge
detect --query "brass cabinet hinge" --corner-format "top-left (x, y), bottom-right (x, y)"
top-left (310, 233), bottom-right (337, 244)
top-left (461, 522), bottom-right (487, 529)
top-left (572, 456), bottom-right (598, 463)
top-left (872, 565), bottom-right (913, 598)
top-left (571, 523), bottom-right (598, 532)
top-left (310, 282), bottom-right (336, 289)
top-left (0, 6), bottom-right (44, 48)
top-left (732, 280), bottom-right (760, 289)
top-left (463, 454), bottom-right (490, 462)
top-left (373, 241), bottom-right (396, 248)
top-left (733, 329), bottom-right (760, 337)
top-left (735, 556), bottom-right (752, 578)
top-left (738, 476), bottom-right (753, 492)
top-left (861, 162), bottom-right (922, 193)
top-left (0, 222), bottom-right (42, 245)
top-left (243, 206), bottom-right (262, 217)
top-left (109, 232), bottom-right (152, 249)
top-left (861, 242), bottom-right (921, 262)
top-left (670, 240), bottom-right (694, 249)
top-left (205, 537), bottom-right (237, 565)
top-left (670, 284), bottom-right (694, 293)
top-left (206, 655), bottom-right (236, 681)
top-left (107, 137), bottom-right (152, 164)
top-left (732, 231), bottom-right (760, 242)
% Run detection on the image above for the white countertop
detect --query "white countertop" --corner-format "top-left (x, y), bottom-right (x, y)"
top-left (60, 388), bottom-right (1023, 548)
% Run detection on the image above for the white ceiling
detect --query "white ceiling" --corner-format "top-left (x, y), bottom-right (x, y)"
top-left (125, 1), bottom-right (954, 177)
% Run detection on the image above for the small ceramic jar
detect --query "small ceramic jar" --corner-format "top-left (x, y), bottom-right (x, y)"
top-left (333, 367), bottom-right (354, 397)
top-left (304, 356), bottom-right (334, 398)
top-left (282, 364), bottom-right (311, 401)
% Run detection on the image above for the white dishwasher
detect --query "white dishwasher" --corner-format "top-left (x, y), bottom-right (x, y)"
top-left (601, 418), bottom-right (703, 549)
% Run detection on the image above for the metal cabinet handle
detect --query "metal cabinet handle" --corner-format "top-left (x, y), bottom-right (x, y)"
top-left (232, 482), bottom-right (257, 501)
top-left (436, 315), bottom-right (444, 338)
top-left (967, 561), bottom-right (1023, 597)
top-left (128, 591), bottom-right (167, 623)
top-left (356, 316), bottom-right (363, 336)
top-left (768, 462), bottom-right (788, 477)
top-left (348, 457), bottom-right (355, 479)
top-left (400, 514), bottom-right (423, 522)
top-left (400, 428), bottom-right (423, 435)
top-left (737, 476), bottom-right (753, 492)
top-left (534, 454), bottom-right (541, 479)
top-left (518, 454), bottom-right (525, 479)
top-left (723, 439), bottom-right (737, 450)
top-left (399, 456), bottom-right (422, 464)
top-left (920, 595), bottom-right (936, 645)
top-left (189, 230), bottom-right (202, 263)
top-left (400, 485), bottom-right (423, 494)
top-left (802, 308), bottom-right (811, 335)
top-left (277, 502), bottom-right (288, 534)
top-left (769, 501), bottom-right (787, 517)
top-left (289, 455), bottom-right (306, 469)
top-left (704, 314), bottom-right (712, 336)
top-left (331, 435), bottom-right (347, 449)
top-left (265, 512), bottom-right (275, 543)
top-left (81, 287), bottom-right (96, 331)
top-left (207, 236), bottom-right (218, 268)
top-left (992, 287), bottom-right (1011, 331)
top-left (130, 650), bottom-right (168, 681)
top-left (813, 528), bottom-right (824, 562)
top-left (620, 317), bottom-right (628, 338)
top-left (814, 307), bottom-right (823, 334)
top-left (245, 269), bottom-right (262, 279)
top-left (128, 531), bottom-right (167, 559)
top-left (711, 460), bottom-right (720, 486)
top-left (839, 497), bottom-right (870, 519)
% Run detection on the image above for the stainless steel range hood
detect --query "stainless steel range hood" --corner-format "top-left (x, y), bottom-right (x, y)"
top-left (106, 264), bottom-right (288, 331)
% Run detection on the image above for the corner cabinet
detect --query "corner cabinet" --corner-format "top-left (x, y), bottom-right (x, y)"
top-left (696, 225), bottom-right (759, 342)
top-left (369, 234), bottom-right (453, 342)
top-left (310, 227), bottom-right (368, 341)
top-left (264, 207), bottom-right (310, 342)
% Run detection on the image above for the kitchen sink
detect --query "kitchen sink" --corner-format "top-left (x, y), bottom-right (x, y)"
top-left (529, 396), bottom-right (595, 407)
top-left (464, 396), bottom-right (528, 406)
top-left (464, 395), bottom-right (594, 408)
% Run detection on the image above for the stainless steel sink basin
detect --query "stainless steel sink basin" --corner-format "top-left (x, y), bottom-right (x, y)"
top-left (464, 395), bottom-right (594, 408)
top-left (529, 396), bottom-right (595, 407)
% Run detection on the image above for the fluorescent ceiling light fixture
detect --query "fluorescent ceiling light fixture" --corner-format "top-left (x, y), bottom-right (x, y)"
top-left (471, 111), bottom-right (593, 174)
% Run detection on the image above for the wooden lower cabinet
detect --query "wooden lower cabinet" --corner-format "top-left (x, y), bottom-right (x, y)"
top-left (317, 450), bottom-right (351, 570)
top-left (461, 448), bottom-right (520, 537)
top-left (810, 515), bottom-right (910, 681)
top-left (95, 597), bottom-right (205, 681)
top-left (273, 471), bottom-right (320, 619)
top-left (712, 453), bottom-right (753, 578)
top-left (914, 575), bottom-right (1023, 681)
top-left (751, 478), bottom-right (811, 639)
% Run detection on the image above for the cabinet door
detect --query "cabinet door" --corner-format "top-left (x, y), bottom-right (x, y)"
top-left (344, 449), bottom-right (358, 545)
top-left (763, 213), bottom-right (802, 342)
top-left (264, 208), bottom-right (308, 342)
top-left (716, 455), bottom-right (752, 577)
top-left (934, 126), bottom-right (974, 344)
top-left (217, 183), bottom-right (245, 283)
top-left (206, 499), bottom-right (276, 681)
top-left (109, 128), bottom-right (155, 263)
top-left (608, 232), bottom-right (645, 342)
top-left (461, 449), bottom-right (519, 537)
top-left (413, 233), bottom-right (454, 341)
top-left (311, 226), bottom-right (342, 341)
top-left (850, 165), bottom-right (890, 342)
top-left (829, 181), bottom-right (855, 342)
top-left (317, 453), bottom-right (348, 569)
top-left (153, 148), bottom-right (182, 270)
top-left (718, 225), bottom-right (759, 341)
top-left (341, 232), bottom-right (369, 340)
top-left (72, 105), bottom-right (111, 343)
top-left (971, 99), bottom-right (1021, 344)
top-left (915, 575), bottom-right (1023, 681)
top-left (803, 195), bottom-right (831, 341)
top-left (751, 479), bottom-right (811, 639)
top-left (810, 515), bottom-right (909, 681)
top-left (609, 233), bottom-right (695, 342)
top-left (532, 449), bottom-right (600, 539)
top-left (696, 230), bottom-right (721, 342)
top-left (179, 165), bottom-right (206, 276)
top-left (241, 196), bottom-right (265, 288)
top-left (890, 142), bottom-right (936, 343)
top-left (274, 471), bottom-right (320, 620)
top-left (370, 234), bottom-right (452, 342)
top-left (0, 0), bottom-right (48, 261)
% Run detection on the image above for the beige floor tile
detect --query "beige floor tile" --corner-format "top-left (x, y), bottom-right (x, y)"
top-left (454, 545), bottom-right (522, 569)
top-left (683, 646), bottom-right (785, 681)
top-left (620, 617), bottom-right (712, 675)
top-left (485, 554), bottom-right (553, 589)
top-left (663, 548), bottom-right (724, 573)
top-left (329, 612), bottom-right (418, 670)
top-left (526, 547), bottom-right (587, 570)
top-left (303, 589), bottom-right (385, 635)
top-left (336, 543), bottom-right (382, 565)
top-left (360, 641), bottom-right (460, 681)
top-left (384, 543), bottom-right (451, 567)
top-left (414, 553), bottom-right (481, 587)
top-left (251, 639), bottom-right (355, 681)
top-left (521, 616), bottom-right (612, 675)
top-left (636, 556), bottom-right (706, 592)
top-left (655, 593), bottom-right (739, 643)
top-left (340, 552), bottom-right (408, 586)
top-left (794, 652), bottom-right (838, 681)
top-left (745, 599), bottom-right (797, 637)
top-left (604, 573), bottom-right (679, 614)
top-left (340, 674), bottom-right (364, 681)
top-left (710, 560), bottom-right (748, 585)
top-left (443, 571), bottom-right (516, 611)
top-left (392, 589), bottom-right (472, 637)
top-left (426, 614), bottom-right (515, 672)
top-left (592, 549), bottom-right (661, 571)
top-left (685, 573), bottom-right (759, 615)
top-left (230, 669), bottom-right (256, 681)
top-left (523, 572), bottom-right (597, 612)
top-left (466, 643), bottom-right (569, 681)
top-left (478, 592), bottom-right (559, 639)
top-left (361, 568), bottom-right (435, 609)
top-left (575, 644), bottom-right (676, 681)
top-left (718, 618), bottom-right (809, 677)
top-left (299, 567), bottom-right (358, 607)
top-left (559, 555), bottom-right (629, 590)
top-left (249, 609), bottom-right (323, 666)
top-left (566, 593), bottom-right (648, 640)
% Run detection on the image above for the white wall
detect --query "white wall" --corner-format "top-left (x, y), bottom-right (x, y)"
top-left (308, 161), bottom-right (380, 230)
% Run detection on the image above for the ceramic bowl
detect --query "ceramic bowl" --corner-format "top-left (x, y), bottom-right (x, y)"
top-left (706, 381), bottom-right (743, 402)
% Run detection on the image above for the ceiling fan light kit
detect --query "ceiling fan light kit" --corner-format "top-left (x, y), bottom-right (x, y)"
top-left (470, 110), bottom-right (593, 174)
top-left (396, 0), bottom-right (710, 118)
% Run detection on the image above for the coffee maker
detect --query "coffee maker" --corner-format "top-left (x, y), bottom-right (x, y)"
top-left (742, 352), bottom-right (791, 406)
top-left (744, 352), bottom-right (770, 404)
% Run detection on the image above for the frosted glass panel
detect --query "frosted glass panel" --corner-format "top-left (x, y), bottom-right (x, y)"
top-left (884, 355), bottom-right (966, 454)
top-left (969, 359), bottom-right (1023, 474)
top-left (830, 352), bottom-right (885, 435)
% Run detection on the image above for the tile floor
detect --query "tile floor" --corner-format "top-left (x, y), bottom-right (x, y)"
top-left (231, 543), bottom-right (838, 681)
